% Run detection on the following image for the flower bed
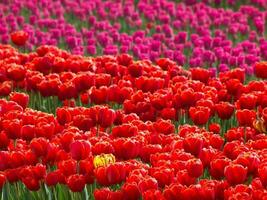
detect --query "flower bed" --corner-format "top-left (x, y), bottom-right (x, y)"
top-left (0, 44), bottom-right (266, 199)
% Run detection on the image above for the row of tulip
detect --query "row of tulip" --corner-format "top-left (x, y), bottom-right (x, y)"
top-left (1, 0), bottom-right (267, 74)
top-left (0, 44), bottom-right (267, 199)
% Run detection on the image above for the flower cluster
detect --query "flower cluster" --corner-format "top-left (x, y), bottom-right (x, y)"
top-left (0, 44), bottom-right (267, 199)
top-left (0, 0), bottom-right (267, 74)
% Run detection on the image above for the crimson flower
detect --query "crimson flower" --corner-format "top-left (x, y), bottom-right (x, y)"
top-left (189, 106), bottom-right (210, 125)
top-left (224, 163), bottom-right (247, 185)
top-left (67, 174), bottom-right (86, 192)
top-left (10, 30), bottom-right (29, 46)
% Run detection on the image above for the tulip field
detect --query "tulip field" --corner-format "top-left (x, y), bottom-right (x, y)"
top-left (1, 0), bottom-right (267, 200)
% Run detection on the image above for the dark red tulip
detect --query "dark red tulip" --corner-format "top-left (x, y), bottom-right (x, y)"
top-left (56, 107), bottom-right (72, 125)
top-left (22, 177), bottom-right (40, 191)
top-left (67, 174), bottom-right (86, 192)
top-left (128, 62), bottom-right (143, 77)
top-left (0, 131), bottom-right (10, 149)
top-left (21, 125), bottom-right (35, 141)
top-left (70, 140), bottom-right (91, 161)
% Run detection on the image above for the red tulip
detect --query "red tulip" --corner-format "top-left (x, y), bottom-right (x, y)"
top-left (67, 174), bottom-right (86, 192)
top-left (79, 159), bottom-right (94, 184)
top-left (94, 188), bottom-right (111, 200)
top-left (0, 173), bottom-right (6, 189)
top-left (6, 64), bottom-right (26, 82)
top-left (58, 82), bottom-right (78, 101)
top-left (58, 159), bottom-right (76, 177)
top-left (189, 106), bottom-right (210, 125)
top-left (10, 30), bottom-right (29, 46)
top-left (70, 140), bottom-right (91, 161)
top-left (0, 131), bottom-right (10, 149)
top-left (92, 141), bottom-right (115, 155)
top-left (209, 123), bottom-right (221, 134)
top-left (45, 170), bottom-right (65, 186)
top-left (153, 119), bottom-right (175, 135)
top-left (0, 81), bottom-right (12, 96)
top-left (210, 158), bottom-right (231, 179)
top-left (128, 62), bottom-right (143, 77)
top-left (142, 189), bottom-right (165, 200)
top-left (255, 62), bottom-right (267, 79)
top-left (234, 152), bottom-right (260, 175)
top-left (224, 163), bottom-right (247, 185)
top-left (183, 136), bottom-right (203, 157)
top-left (236, 109), bottom-right (256, 126)
top-left (98, 107), bottom-right (116, 128)
top-left (56, 107), bottom-right (72, 125)
top-left (150, 167), bottom-right (174, 188)
top-left (186, 158), bottom-right (203, 178)
top-left (9, 92), bottom-right (29, 109)
top-left (30, 137), bottom-right (49, 157)
top-left (21, 125), bottom-right (35, 141)
top-left (176, 170), bottom-right (196, 186)
top-left (163, 184), bottom-right (184, 200)
top-left (209, 134), bottom-right (224, 150)
top-left (111, 124), bottom-right (138, 138)
top-left (237, 94), bottom-right (257, 110)
top-left (258, 164), bottom-right (267, 187)
top-left (2, 119), bottom-right (22, 139)
top-left (95, 163), bottom-right (126, 186)
top-left (122, 183), bottom-right (140, 200)
top-left (22, 177), bottom-right (40, 191)
top-left (112, 138), bottom-right (140, 160)
top-left (215, 102), bottom-right (234, 120)
top-left (117, 54), bottom-right (133, 66)
top-left (90, 86), bottom-right (108, 104)
top-left (5, 168), bottom-right (20, 183)
top-left (190, 67), bottom-right (211, 83)
top-left (138, 177), bottom-right (158, 193)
